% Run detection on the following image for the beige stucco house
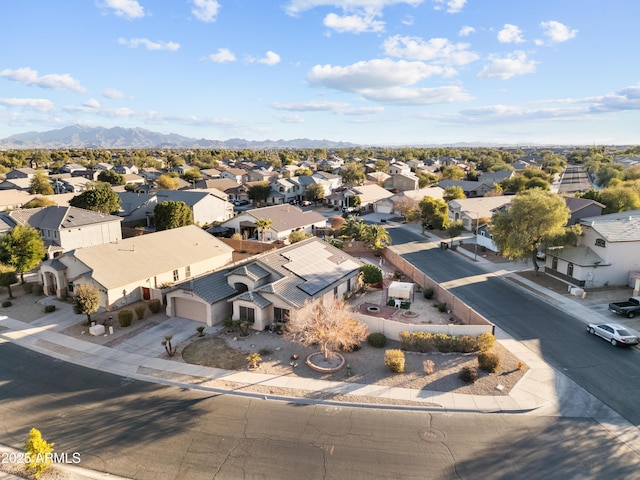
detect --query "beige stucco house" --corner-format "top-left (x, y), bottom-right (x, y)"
top-left (39, 225), bottom-right (234, 310)
top-left (165, 237), bottom-right (363, 328)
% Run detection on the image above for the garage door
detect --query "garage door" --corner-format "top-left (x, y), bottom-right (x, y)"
top-left (376, 204), bottom-right (392, 214)
top-left (174, 298), bottom-right (208, 323)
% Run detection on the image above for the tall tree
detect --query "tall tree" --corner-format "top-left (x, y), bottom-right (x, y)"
top-left (446, 220), bottom-right (465, 248)
top-left (154, 201), bottom-right (193, 231)
top-left (0, 264), bottom-right (18, 299)
top-left (97, 169), bottom-right (125, 185)
top-left (443, 186), bottom-right (465, 202)
top-left (489, 189), bottom-right (570, 274)
top-left (22, 196), bottom-right (56, 208)
top-left (73, 284), bottom-right (101, 325)
top-left (418, 197), bottom-right (449, 232)
top-left (340, 162), bottom-right (365, 185)
top-left (363, 224), bottom-right (392, 250)
top-left (247, 183), bottom-right (271, 206)
top-left (155, 174), bottom-right (180, 190)
top-left (29, 170), bottom-right (54, 195)
top-left (0, 225), bottom-right (46, 283)
top-left (69, 182), bottom-right (121, 214)
top-left (254, 218), bottom-right (272, 242)
top-left (304, 183), bottom-right (325, 204)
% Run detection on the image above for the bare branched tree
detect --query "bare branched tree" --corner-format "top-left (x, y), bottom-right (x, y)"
top-left (287, 297), bottom-right (368, 360)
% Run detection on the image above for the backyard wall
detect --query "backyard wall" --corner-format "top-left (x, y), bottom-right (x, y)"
top-left (218, 238), bottom-right (277, 255)
top-left (382, 247), bottom-right (495, 329)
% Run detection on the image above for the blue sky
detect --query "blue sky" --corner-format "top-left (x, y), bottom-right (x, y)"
top-left (1, 0), bottom-right (639, 146)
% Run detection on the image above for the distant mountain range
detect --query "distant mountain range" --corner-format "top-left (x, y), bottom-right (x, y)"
top-left (0, 125), bottom-right (358, 149)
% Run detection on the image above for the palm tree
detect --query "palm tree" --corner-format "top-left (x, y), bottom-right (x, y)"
top-left (340, 215), bottom-right (366, 239)
top-left (246, 352), bottom-right (262, 369)
top-left (363, 225), bottom-right (392, 250)
top-left (254, 218), bottom-right (272, 242)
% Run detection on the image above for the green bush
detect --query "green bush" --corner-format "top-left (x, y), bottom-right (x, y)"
top-left (477, 333), bottom-right (495, 352)
top-left (437, 302), bottom-right (448, 313)
top-left (148, 298), bottom-right (162, 314)
top-left (455, 335), bottom-right (477, 353)
top-left (2, 301), bottom-right (12, 307)
top-left (118, 309), bottom-right (134, 327)
top-left (460, 366), bottom-right (477, 383)
top-left (384, 349), bottom-right (405, 373)
top-left (23, 282), bottom-right (36, 294)
top-left (478, 352), bottom-right (500, 373)
top-left (423, 288), bottom-right (434, 299)
top-left (360, 264), bottom-right (383, 285)
top-left (367, 332), bottom-right (387, 348)
top-left (44, 304), bottom-right (56, 313)
top-left (433, 333), bottom-right (455, 352)
top-left (134, 304), bottom-right (146, 320)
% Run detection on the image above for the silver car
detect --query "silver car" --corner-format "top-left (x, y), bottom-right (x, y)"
top-left (587, 323), bottom-right (639, 346)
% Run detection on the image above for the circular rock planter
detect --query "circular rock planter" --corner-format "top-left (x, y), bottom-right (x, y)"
top-left (402, 310), bottom-right (418, 318)
top-left (367, 306), bottom-right (380, 313)
top-left (305, 352), bottom-right (346, 373)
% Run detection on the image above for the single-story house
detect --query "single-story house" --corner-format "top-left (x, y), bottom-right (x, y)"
top-left (39, 225), bottom-right (234, 310)
top-left (165, 236), bottom-right (363, 328)
top-left (221, 204), bottom-right (327, 242)
top-left (374, 187), bottom-right (446, 215)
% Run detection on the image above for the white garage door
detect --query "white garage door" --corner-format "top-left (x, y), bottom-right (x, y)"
top-left (174, 298), bottom-right (208, 323)
top-left (376, 204), bottom-right (392, 214)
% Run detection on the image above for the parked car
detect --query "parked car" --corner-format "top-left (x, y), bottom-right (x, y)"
top-left (608, 296), bottom-right (640, 318)
top-left (587, 323), bottom-right (639, 346)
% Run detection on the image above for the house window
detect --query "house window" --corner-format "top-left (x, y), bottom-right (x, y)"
top-left (595, 238), bottom-right (605, 247)
top-left (185, 266), bottom-right (191, 278)
top-left (567, 263), bottom-right (574, 277)
top-left (274, 307), bottom-right (290, 323)
top-left (68, 283), bottom-right (74, 293)
top-left (552, 257), bottom-right (558, 270)
top-left (173, 269), bottom-right (179, 281)
top-left (239, 306), bottom-right (255, 323)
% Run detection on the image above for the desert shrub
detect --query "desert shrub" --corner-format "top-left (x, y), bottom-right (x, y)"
top-left (384, 349), bottom-right (405, 373)
top-left (367, 332), bottom-right (387, 348)
top-left (460, 366), bottom-right (477, 383)
top-left (455, 335), bottom-right (477, 353)
top-left (148, 298), bottom-right (162, 314)
top-left (433, 333), bottom-right (455, 352)
top-left (386, 299), bottom-right (396, 307)
top-left (477, 333), bottom-right (495, 352)
top-left (23, 282), bottom-right (36, 294)
top-left (437, 302), bottom-right (448, 312)
top-left (24, 428), bottom-right (54, 479)
top-left (423, 288), bottom-right (434, 299)
top-left (340, 341), bottom-right (362, 352)
top-left (44, 304), bottom-right (56, 313)
top-left (258, 347), bottom-right (272, 356)
top-left (196, 326), bottom-right (206, 337)
top-left (423, 359), bottom-right (435, 375)
top-left (478, 352), bottom-right (500, 373)
top-left (399, 331), bottom-right (436, 352)
top-left (118, 309), bottom-right (134, 327)
top-left (2, 301), bottom-right (12, 307)
top-left (134, 304), bottom-right (146, 320)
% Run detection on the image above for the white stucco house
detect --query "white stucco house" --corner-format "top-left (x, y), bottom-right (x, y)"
top-left (165, 237), bottom-right (363, 328)
top-left (544, 210), bottom-right (640, 290)
top-left (39, 225), bottom-right (234, 310)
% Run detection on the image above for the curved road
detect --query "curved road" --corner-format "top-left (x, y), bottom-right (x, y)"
top-left (2, 342), bottom-right (639, 479)
top-left (388, 226), bottom-right (640, 425)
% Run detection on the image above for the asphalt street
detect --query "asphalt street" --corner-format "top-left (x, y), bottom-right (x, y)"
top-left (2, 342), bottom-right (639, 480)
top-left (387, 225), bottom-right (640, 425)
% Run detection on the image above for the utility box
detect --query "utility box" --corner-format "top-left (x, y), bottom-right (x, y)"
top-left (89, 324), bottom-right (105, 336)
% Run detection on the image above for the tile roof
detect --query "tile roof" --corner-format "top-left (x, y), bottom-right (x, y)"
top-left (174, 269), bottom-right (238, 304)
top-left (230, 291), bottom-right (272, 308)
top-left (227, 263), bottom-right (271, 281)
top-left (546, 246), bottom-right (608, 266)
top-left (7, 206), bottom-right (122, 230)
top-left (242, 204), bottom-right (327, 232)
top-left (580, 209), bottom-right (640, 242)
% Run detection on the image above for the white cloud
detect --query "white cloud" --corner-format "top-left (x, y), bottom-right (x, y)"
top-left (102, 88), bottom-right (127, 99)
top-left (324, 13), bottom-right (385, 33)
top-left (191, 0), bottom-right (220, 22)
top-left (98, 0), bottom-right (145, 20)
top-left (208, 48), bottom-right (236, 63)
top-left (382, 35), bottom-right (479, 66)
top-left (459, 25), bottom-right (475, 37)
top-left (271, 100), bottom-right (350, 111)
top-left (117, 38), bottom-right (180, 51)
top-left (0, 67), bottom-right (86, 93)
top-left (309, 58), bottom-right (444, 92)
top-left (0, 98), bottom-right (55, 112)
top-left (258, 51), bottom-right (281, 66)
top-left (277, 114), bottom-right (305, 123)
top-left (497, 24), bottom-right (524, 44)
top-left (477, 51), bottom-right (537, 80)
top-left (433, 0), bottom-right (466, 14)
top-left (402, 15), bottom-right (414, 26)
top-left (285, 0), bottom-right (424, 16)
top-left (83, 98), bottom-right (101, 108)
top-left (537, 21), bottom-right (578, 44)
top-left (360, 85), bottom-right (472, 104)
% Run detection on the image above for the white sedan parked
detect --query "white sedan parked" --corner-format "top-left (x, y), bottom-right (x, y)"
top-left (587, 323), bottom-right (639, 346)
